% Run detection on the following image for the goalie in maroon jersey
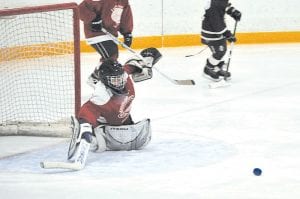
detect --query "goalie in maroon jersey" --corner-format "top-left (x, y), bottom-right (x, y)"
top-left (66, 48), bottom-right (162, 167)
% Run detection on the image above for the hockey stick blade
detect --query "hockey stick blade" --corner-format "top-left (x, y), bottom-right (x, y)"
top-left (185, 47), bottom-right (208, 58)
top-left (153, 67), bottom-right (195, 85)
top-left (185, 54), bottom-right (196, 58)
top-left (40, 161), bottom-right (83, 171)
top-left (174, 79), bottom-right (195, 85)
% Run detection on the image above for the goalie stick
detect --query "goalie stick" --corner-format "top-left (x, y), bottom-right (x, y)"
top-left (40, 161), bottom-right (83, 171)
top-left (40, 138), bottom-right (90, 171)
top-left (101, 28), bottom-right (195, 85)
top-left (40, 140), bottom-right (90, 171)
top-left (40, 116), bottom-right (90, 171)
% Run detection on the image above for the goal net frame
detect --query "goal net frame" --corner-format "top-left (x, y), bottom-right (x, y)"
top-left (0, 3), bottom-right (81, 137)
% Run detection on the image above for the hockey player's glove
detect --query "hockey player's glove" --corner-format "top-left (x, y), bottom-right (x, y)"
top-left (90, 15), bottom-right (103, 32)
top-left (124, 48), bottom-right (162, 82)
top-left (140, 47), bottom-right (162, 67)
top-left (223, 30), bottom-right (236, 43)
top-left (123, 33), bottom-right (133, 47)
top-left (125, 59), bottom-right (152, 82)
top-left (226, 7), bottom-right (242, 21)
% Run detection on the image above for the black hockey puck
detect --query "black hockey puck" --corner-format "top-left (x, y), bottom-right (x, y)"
top-left (253, 168), bottom-right (262, 176)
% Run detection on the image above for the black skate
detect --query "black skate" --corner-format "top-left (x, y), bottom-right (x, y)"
top-left (203, 60), bottom-right (222, 81)
top-left (217, 61), bottom-right (231, 80)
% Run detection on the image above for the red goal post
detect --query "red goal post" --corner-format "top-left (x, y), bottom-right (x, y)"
top-left (0, 3), bottom-right (81, 137)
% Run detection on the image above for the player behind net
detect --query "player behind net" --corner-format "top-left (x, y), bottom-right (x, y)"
top-left (201, 0), bottom-right (241, 81)
top-left (67, 48), bottom-right (162, 168)
top-left (79, 0), bottom-right (133, 86)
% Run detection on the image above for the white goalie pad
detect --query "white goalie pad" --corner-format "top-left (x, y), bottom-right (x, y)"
top-left (94, 119), bottom-right (151, 151)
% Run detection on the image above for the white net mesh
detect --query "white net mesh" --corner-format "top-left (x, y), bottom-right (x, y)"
top-left (0, 4), bottom-right (80, 137)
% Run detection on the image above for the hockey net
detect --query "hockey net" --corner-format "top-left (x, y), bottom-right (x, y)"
top-left (0, 3), bottom-right (81, 137)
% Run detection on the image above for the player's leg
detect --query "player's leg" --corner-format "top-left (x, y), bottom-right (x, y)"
top-left (204, 39), bottom-right (230, 81)
top-left (88, 40), bottom-right (119, 87)
top-left (91, 40), bottom-right (119, 61)
top-left (94, 118), bottom-right (151, 151)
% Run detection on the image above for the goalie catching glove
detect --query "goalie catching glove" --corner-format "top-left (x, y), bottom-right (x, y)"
top-left (125, 47), bottom-right (162, 82)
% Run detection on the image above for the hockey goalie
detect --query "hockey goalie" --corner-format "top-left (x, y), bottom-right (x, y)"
top-left (41, 48), bottom-right (162, 170)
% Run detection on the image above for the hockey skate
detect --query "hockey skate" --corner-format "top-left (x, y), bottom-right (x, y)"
top-left (203, 61), bottom-right (231, 89)
top-left (203, 60), bottom-right (231, 82)
top-left (203, 65), bottom-right (222, 81)
top-left (217, 61), bottom-right (231, 80)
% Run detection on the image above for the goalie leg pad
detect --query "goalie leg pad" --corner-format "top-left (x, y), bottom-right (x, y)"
top-left (72, 139), bottom-right (90, 165)
top-left (68, 116), bottom-right (81, 159)
top-left (94, 119), bottom-right (151, 151)
top-left (68, 118), bottom-right (93, 160)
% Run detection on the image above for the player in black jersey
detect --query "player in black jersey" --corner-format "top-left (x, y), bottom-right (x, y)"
top-left (201, 0), bottom-right (241, 81)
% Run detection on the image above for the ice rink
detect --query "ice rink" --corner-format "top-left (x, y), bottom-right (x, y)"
top-left (1, 43), bottom-right (300, 199)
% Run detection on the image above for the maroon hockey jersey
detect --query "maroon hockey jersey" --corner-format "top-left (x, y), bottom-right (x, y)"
top-left (79, 0), bottom-right (133, 38)
top-left (78, 64), bottom-right (136, 127)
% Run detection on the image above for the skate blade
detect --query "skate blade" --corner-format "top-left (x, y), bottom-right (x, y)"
top-left (208, 79), bottom-right (231, 89)
top-left (202, 73), bottom-right (222, 82)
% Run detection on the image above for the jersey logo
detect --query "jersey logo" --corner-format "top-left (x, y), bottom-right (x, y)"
top-left (118, 95), bottom-right (134, 119)
top-left (111, 5), bottom-right (124, 28)
top-left (219, 45), bottom-right (225, 52)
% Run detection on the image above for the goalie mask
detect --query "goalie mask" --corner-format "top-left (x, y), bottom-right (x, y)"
top-left (98, 59), bottom-right (127, 93)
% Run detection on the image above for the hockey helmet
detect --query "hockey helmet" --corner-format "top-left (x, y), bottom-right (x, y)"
top-left (98, 59), bottom-right (127, 93)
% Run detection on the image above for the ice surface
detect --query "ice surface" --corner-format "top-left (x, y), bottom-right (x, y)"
top-left (1, 44), bottom-right (300, 199)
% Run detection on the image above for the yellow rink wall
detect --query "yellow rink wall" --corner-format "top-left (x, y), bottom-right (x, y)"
top-left (1, 31), bottom-right (299, 61)
top-left (80, 31), bottom-right (300, 52)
